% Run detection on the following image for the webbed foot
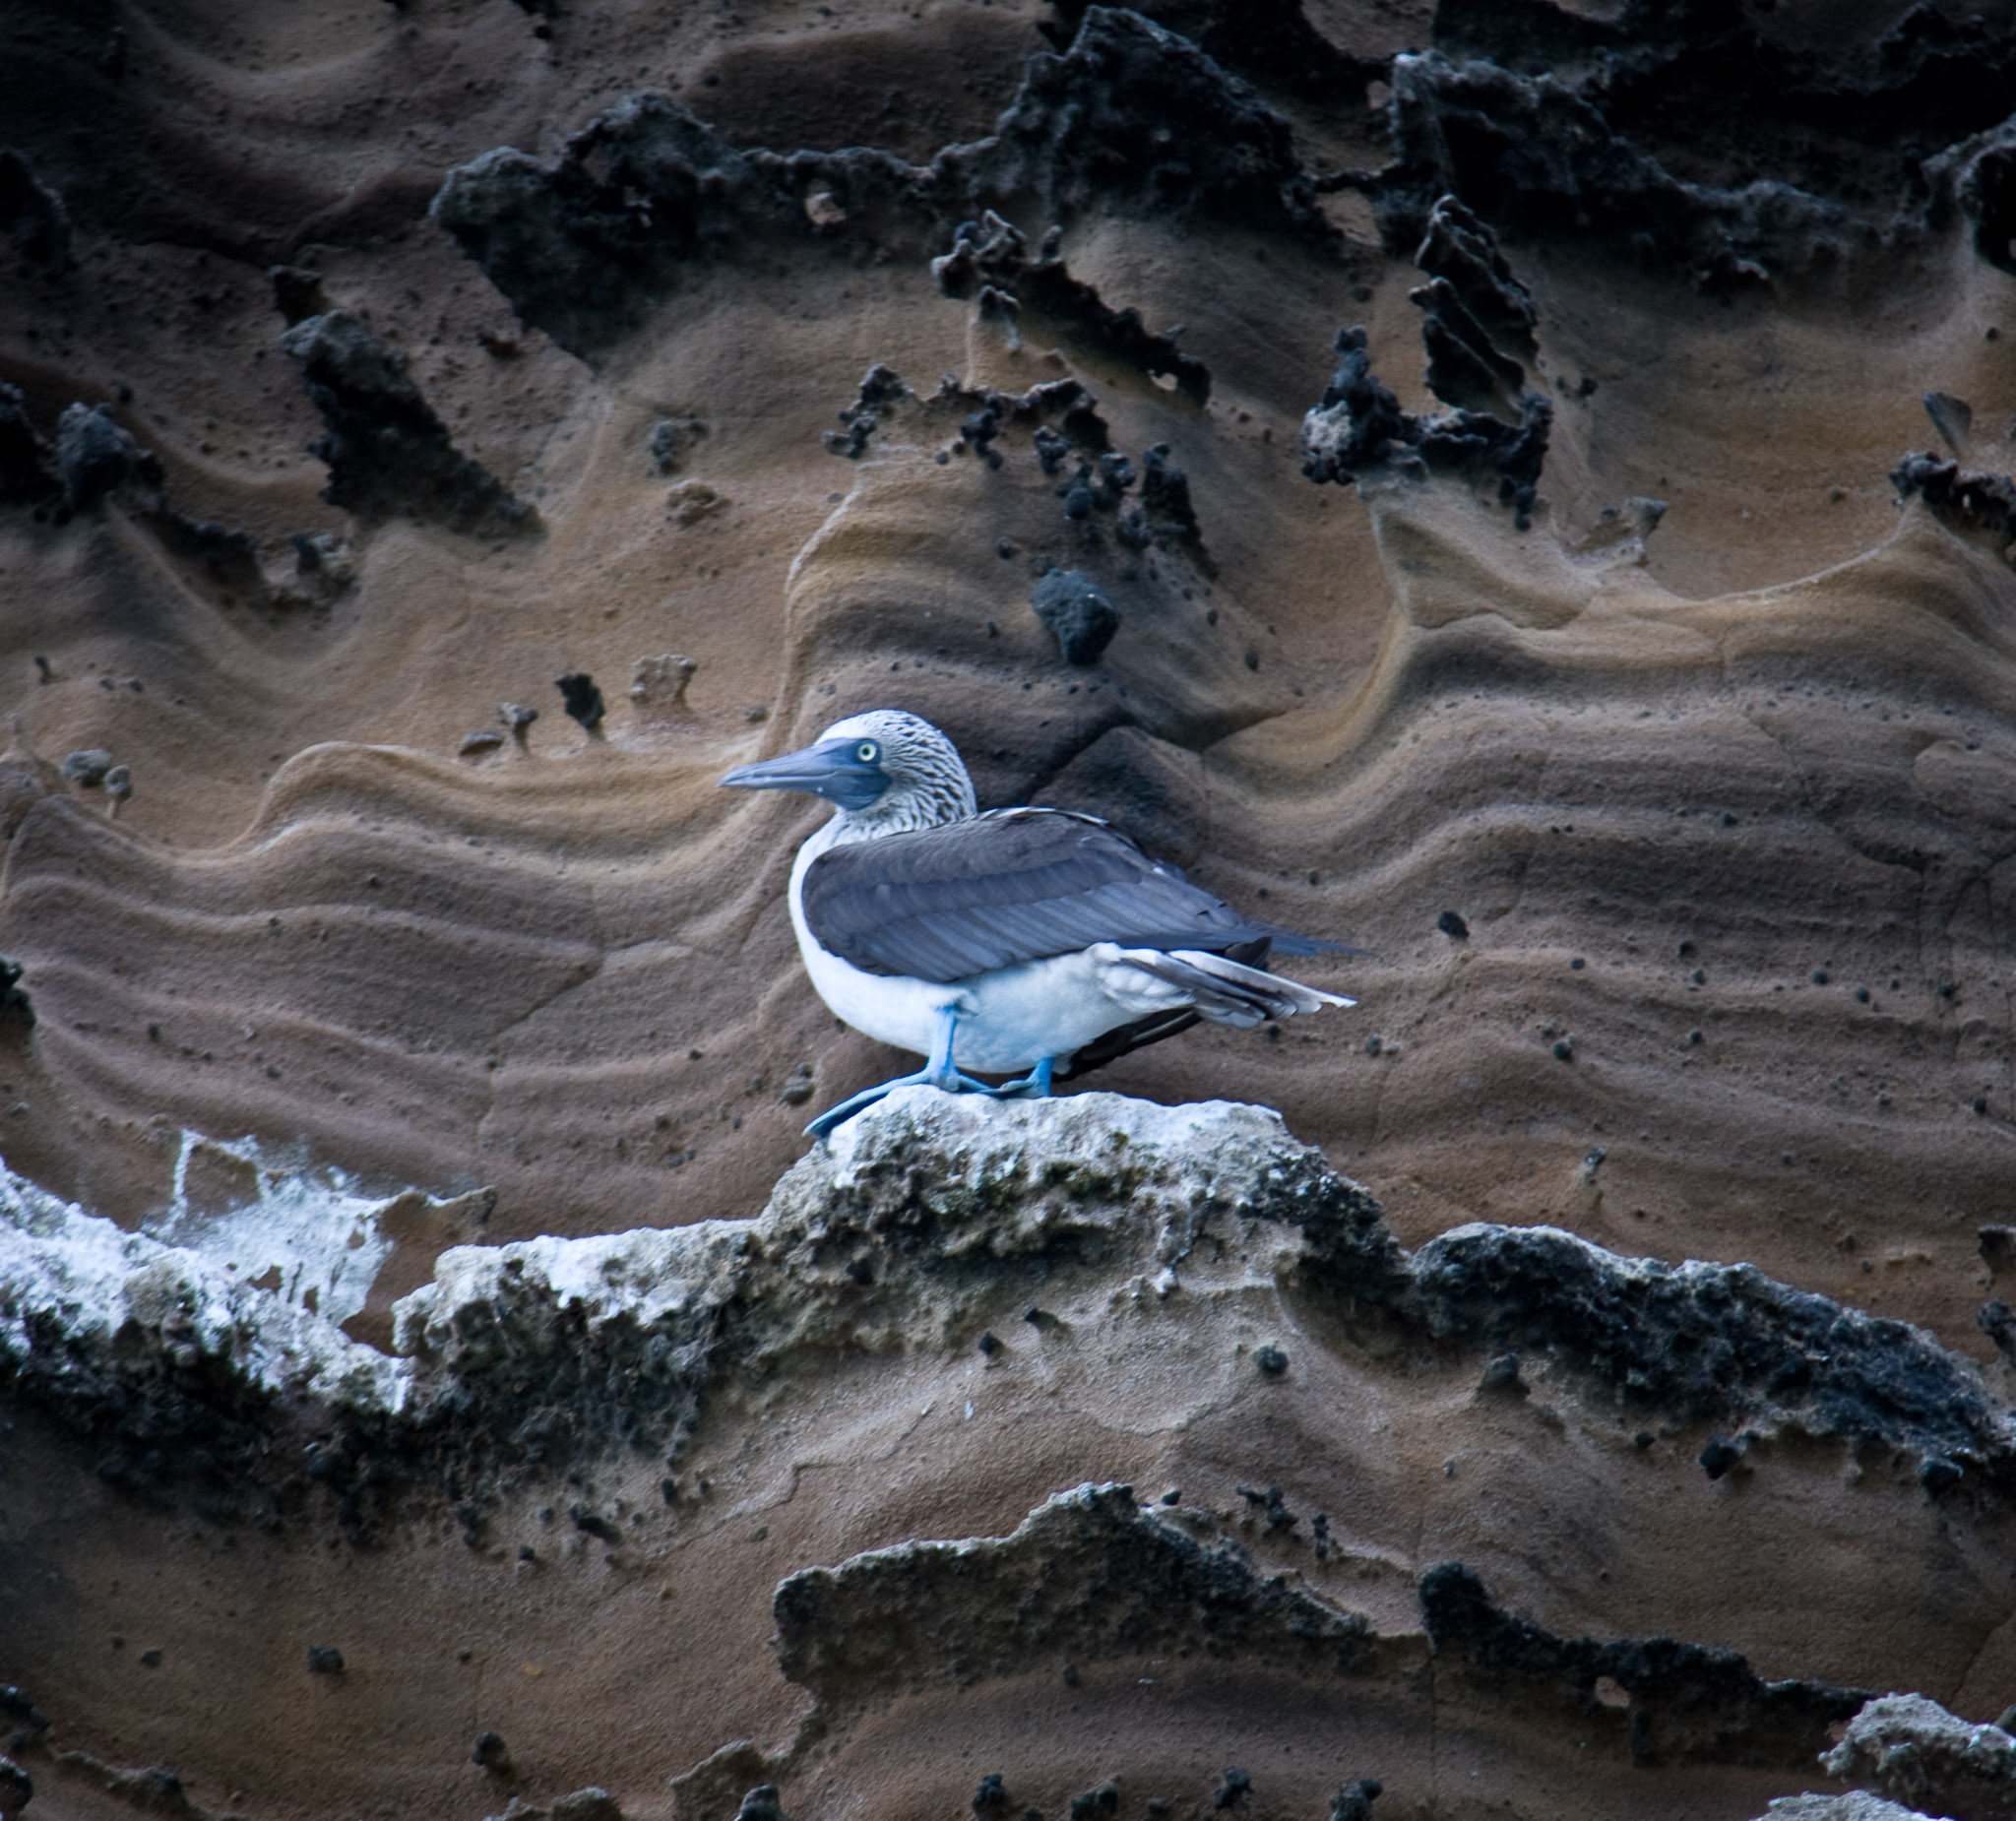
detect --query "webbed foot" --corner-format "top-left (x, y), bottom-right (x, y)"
top-left (981, 1056), bottom-right (1055, 1100)
top-left (802, 1064), bottom-right (1004, 1139)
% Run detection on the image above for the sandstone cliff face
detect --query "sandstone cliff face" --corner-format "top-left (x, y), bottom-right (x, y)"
top-left (6, 1), bottom-right (2016, 1817)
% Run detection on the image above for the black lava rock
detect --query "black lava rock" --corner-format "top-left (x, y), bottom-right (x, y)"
top-left (1031, 568), bottom-right (1120, 665)
top-left (568, 1500), bottom-right (618, 1540)
top-left (1213, 1768), bottom-right (1251, 1809)
top-left (0, 149), bottom-right (71, 268)
top-left (1419, 1560), bottom-right (1863, 1766)
top-left (556, 674), bottom-right (605, 731)
top-left (472, 1730), bottom-right (509, 1768)
top-left (56, 404), bottom-right (158, 512)
top-left (1436, 910), bottom-right (1470, 939)
top-left (280, 311), bottom-right (535, 536)
top-left (934, 214), bottom-right (1210, 405)
top-left (307, 1644), bottom-right (345, 1673)
top-left (1698, 1435), bottom-right (1742, 1480)
top-left (1252, 1345), bottom-right (1289, 1377)
top-left (1920, 1455), bottom-right (1964, 1495)
top-left (1330, 1780), bottom-right (1382, 1821)
top-left (824, 363), bottom-right (913, 459)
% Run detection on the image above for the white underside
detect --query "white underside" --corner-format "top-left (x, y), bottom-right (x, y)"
top-left (787, 822), bottom-right (1347, 1075)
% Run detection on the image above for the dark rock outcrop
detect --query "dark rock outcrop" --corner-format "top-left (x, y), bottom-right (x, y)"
top-left (821, 364), bottom-right (1109, 464)
top-left (279, 312), bottom-right (535, 536)
top-left (1891, 453), bottom-right (2016, 550)
top-left (1301, 197), bottom-right (1548, 518)
top-left (1407, 1223), bottom-right (2016, 1484)
top-left (1421, 1561), bottom-right (1866, 1768)
top-left (55, 404), bottom-right (159, 513)
top-left (433, 9), bottom-right (1333, 358)
top-left (933, 213), bottom-right (1210, 405)
top-left (772, 1481), bottom-right (1380, 1712)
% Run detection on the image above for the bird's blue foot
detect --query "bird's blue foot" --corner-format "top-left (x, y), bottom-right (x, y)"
top-left (803, 1007), bottom-right (1006, 1140)
top-left (983, 1056), bottom-right (1055, 1099)
top-left (802, 1066), bottom-right (1003, 1139)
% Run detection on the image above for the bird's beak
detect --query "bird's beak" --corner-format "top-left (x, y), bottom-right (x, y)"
top-left (718, 737), bottom-right (891, 811)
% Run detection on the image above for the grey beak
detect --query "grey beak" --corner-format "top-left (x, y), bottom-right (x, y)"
top-left (719, 738), bottom-right (891, 811)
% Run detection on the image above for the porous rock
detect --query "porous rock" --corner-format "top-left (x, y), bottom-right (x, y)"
top-left (1301, 200), bottom-right (1549, 518)
top-left (1890, 453), bottom-right (2016, 551)
top-left (56, 405), bottom-right (158, 513)
top-left (933, 213), bottom-right (1210, 405)
top-left (279, 311), bottom-right (534, 536)
top-left (822, 363), bottom-right (1107, 464)
top-left (1031, 568), bottom-right (1120, 665)
top-left (391, 1089), bottom-right (1402, 1456)
top-left (432, 9), bottom-right (1331, 359)
top-left (1421, 1561), bottom-right (1864, 1767)
top-left (1821, 1692), bottom-right (2016, 1819)
top-left (1350, 50), bottom-right (1869, 286)
top-left (771, 1481), bottom-right (1379, 1714)
top-left (630, 654), bottom-right (698, 715)
top-left (1405, 1224), bottom-right (2016, 1480)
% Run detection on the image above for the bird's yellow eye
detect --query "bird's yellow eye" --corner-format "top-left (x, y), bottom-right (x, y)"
top-left (855, 741), bottom-right (880, 763)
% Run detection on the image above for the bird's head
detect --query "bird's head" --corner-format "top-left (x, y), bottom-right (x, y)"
top-left (718, 708), bottom-right (976, 831)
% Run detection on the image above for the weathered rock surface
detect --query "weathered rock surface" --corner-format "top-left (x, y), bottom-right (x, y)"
top-left (1822, 1693), bottom-right (2016, 1821)
top-left (10, 0), bottom-right (2016, 1815)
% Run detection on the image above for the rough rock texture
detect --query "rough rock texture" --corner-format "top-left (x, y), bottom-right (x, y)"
top-left (1405, 1224), bottom-right (2016, 1484)
top-left (772, 1481), bottom-right (1380, 1715)
top-left (281, 311), bottom-right (535, 535)
top-left (1420, 1560), bottom-right (1863, 1769)
top-left (11, 0), bottom-right (2016, 1816)
top-left (1822, 1693), bottom-right (2016, 1821)
top-left (1758, 1799), bottom-right (1938, 1821)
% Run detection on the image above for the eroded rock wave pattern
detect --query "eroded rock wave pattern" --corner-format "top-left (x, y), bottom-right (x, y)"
top-left (6, 0), bottom-right (2016, 1817)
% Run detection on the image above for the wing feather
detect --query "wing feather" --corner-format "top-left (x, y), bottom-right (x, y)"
top-left (802, 809), bottom-right (1336, 982)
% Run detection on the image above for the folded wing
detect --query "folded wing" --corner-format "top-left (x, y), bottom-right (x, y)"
top-left (801, 808), bottom-right (1335, 982)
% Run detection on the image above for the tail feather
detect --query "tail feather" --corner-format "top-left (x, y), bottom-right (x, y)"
top-left (1116, 946), bottom-right (1355, 1029)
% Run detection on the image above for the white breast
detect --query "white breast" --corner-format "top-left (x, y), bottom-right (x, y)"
top-left (786, 825), bottom-right (1193, 1075)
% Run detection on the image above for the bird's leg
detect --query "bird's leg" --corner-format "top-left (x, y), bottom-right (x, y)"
top-left (803, 1006), bottom-right (1003, 1140)
top-left (983, 1055), bottom-right (1055, 1099)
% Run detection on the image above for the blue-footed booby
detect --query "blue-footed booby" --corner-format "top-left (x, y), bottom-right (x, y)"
top-left (720, 709), bottom-right (1355, 1138)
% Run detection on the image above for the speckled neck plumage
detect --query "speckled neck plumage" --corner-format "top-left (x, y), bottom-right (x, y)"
top-left (829, 734), bottom-right (976, 845)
